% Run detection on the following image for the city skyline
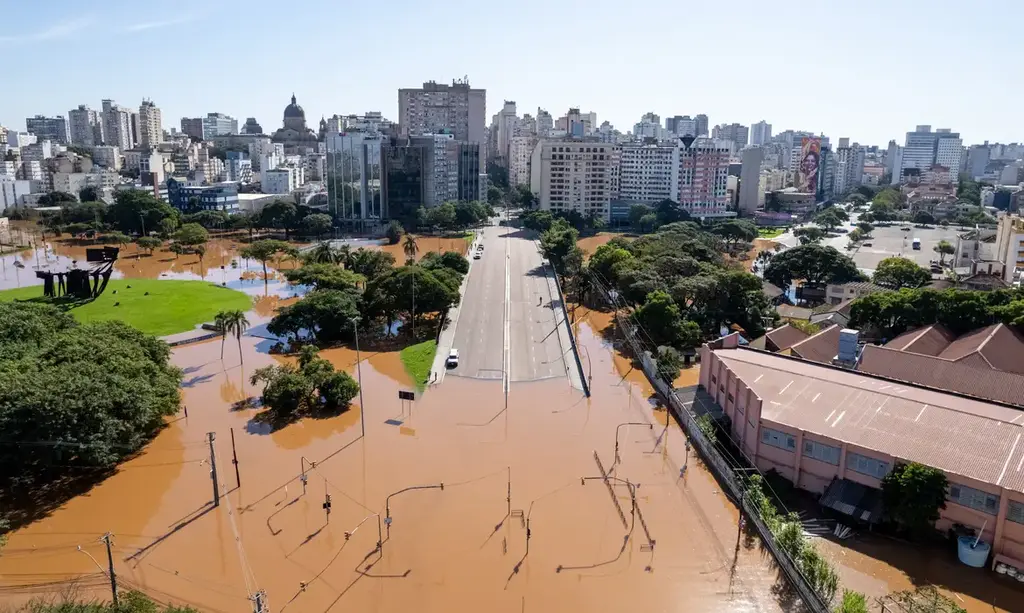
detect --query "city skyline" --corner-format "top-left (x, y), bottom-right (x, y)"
top-left (3, 0), bottom-right (1022, 147)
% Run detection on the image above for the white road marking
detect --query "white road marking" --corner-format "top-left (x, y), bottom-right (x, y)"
top-left (779, 380), bottom-right (793, 394)
top-left (914, 405), bottom-right (928, 422)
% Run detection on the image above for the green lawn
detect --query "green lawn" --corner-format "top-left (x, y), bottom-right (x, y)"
top-left (0, 278), bottom-right (252, 337)
top-left (400, 339), bottom-right (437, 392)
top-left (757, 227), bottom-right (785, 238)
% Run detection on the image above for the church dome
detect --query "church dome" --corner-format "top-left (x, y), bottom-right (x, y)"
top-left (283, 94), bottom-right (305, 119)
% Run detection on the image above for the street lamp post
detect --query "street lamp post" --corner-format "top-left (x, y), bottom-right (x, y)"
top-left (352, 318), bottom-right (366, 438)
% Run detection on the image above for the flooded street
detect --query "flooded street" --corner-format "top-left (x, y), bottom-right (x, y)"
top-left (0, 310), bottom-right (792, 612)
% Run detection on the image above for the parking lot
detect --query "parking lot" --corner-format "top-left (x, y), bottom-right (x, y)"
top-left (847, 223), bottom-right (964, 273)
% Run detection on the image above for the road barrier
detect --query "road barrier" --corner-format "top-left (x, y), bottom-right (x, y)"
top-left (550, 266), bottom-right (591, 397)
top-left (589, 278), bottom-right (828, 613)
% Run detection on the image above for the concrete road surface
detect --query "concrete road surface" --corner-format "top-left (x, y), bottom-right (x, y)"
top-left (447, 220), bottom-right (572, 383)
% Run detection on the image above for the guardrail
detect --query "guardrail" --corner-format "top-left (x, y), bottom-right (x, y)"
top-left (550, 266), bottom-right (590, 397)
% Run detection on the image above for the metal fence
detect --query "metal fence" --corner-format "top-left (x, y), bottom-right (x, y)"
top-left (550, 266), bottom-right (591, 397)
top-left (590, 276), bottom-right (828, 613)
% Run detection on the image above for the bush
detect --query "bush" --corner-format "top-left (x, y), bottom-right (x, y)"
top-left (881, 462), bottom-right (948, 538)
top-left (386, 220), bottom-right (404, 245)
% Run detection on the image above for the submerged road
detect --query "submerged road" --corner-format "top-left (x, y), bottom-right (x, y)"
top-left (448, 218), bottom-right (569, 383)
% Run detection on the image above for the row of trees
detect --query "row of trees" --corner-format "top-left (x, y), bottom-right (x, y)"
top-left (415, 201), bottom-right (495, 231)
top-left (849, 285), bottom-right (1024, 337)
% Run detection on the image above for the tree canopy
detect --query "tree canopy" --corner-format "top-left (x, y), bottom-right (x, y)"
top-left (268, 288), bottom-right (362, 343)
top-left (763, 244), bottom-right (864, 291)
top-left (881, 462), bottom-right (948, 539)
top-left (250, 346), bottom-right (359, 420)
top-left (539, 219), bottom-right (580, 273)
top-left (283, 263), bottom-right (364, 291)
top-left (0, 303), bottom-right (181, 493)
top-left (107, 190), bottom-right (177, 235)
top-left (872, 257), bottom-right (931, 290)
top-left (849, 286), bottom-right (1024, 337)
top-left (813, 207), bottom-right (848, 232)
top-left (793, 226), bottom-right (826, 245)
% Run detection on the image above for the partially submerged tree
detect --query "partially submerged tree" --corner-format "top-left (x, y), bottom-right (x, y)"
top-left (240, 239), bottom-right (298, 289)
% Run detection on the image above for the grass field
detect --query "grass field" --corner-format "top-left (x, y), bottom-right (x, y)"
top-left (0, 278), bottom-right (252, 337)
top-left (757, 227), bottom-right (786, 238)
top-left (400, 339), bottom-right (437, 392)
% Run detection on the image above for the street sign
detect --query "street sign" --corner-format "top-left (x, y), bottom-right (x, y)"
top-left (398, 390), bottom-right (415, 401)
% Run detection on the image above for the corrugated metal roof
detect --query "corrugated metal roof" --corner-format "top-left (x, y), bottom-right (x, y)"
top-left (714, 348), bottom-right (1024, 494)
top-left (764, 323), bottom-right (809, 351)
top-left (885, 324), bottom-right (955, 356)
top-left (859, 344), bottom-right (1024, 408)
top-left (790, 324), bottom-right (841, 365)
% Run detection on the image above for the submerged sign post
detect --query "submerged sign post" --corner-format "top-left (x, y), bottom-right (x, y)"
top-left (398, 391), bottom-right (415, 401)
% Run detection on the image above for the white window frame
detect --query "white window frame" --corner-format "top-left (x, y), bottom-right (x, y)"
top-left (948, 483), bottom-right (999, 516)
top-left (803, 439), bottom-right (840, 465)
top-left (847, 452), bottom-right (890, 479)
top-left (761, 427), bottom-right (796, 452)
top-left (1008, 500), bottom-right (1024, 525)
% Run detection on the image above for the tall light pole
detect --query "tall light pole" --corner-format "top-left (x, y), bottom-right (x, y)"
top-left (352, 317), bottom-right (366, 438)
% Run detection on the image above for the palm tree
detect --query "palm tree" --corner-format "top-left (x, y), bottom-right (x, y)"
top-left (214, 311), bottom-right (230, 360)
top-left (403, 235), bottom-right (419, 262)
top-left (337, 244), bottom-right (353, 269)
top-left (304, 241), bottom-right (336, 265)
top-left (194, 244), bottom-right (207, 278)
top-left (221, 310), bottom-right (251, 364)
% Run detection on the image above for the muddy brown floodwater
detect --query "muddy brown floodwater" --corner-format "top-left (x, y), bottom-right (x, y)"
top-left (0, 307), bottom-right (799, 612)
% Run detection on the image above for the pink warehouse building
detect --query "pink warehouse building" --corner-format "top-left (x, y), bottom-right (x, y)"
top-left (699, 334), bottom-right (1024, 572)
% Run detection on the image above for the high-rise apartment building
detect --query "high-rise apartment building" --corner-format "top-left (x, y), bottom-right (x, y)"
top-left (695, 114), bottom-right (709, 137)
top-left (536, 108), bottom-right (553, 136)
top-left (102, 100), bottom-right (134, 151)
top-left (750, 121), bottom-right (772, 146)
top-left (738, 146), bottom-right (764, 215)
top-left (618, 143), bottom-right (679, 204)
top-left (934, 131), bottom-right (964, 183)
top-left (833, 143), bottom-right (866, 196)
top-left (967, 145), bottom-right (990, 180)
top-left (202, 113), bottom-right (238, 137)
top-left (678, 138), bottom-right (730, 217)
top-left (139, 99), bottom-right (162, 149)
top-left (711, 123), bottom-right (749, 151)
top-left (398, 79), bottom-right (486, 168)
top-left (530, 139), bottom-right (616, 222)
top-left (509, 135), bottom-right (538, 187)
top-left (180, 117), bottom-right (205, 140)
top-left (491, 101), bottom-right (518, 166)
top-left (25, 115), bottom-right (69, 145)
top-left (68, 105), bottom-right (104, 147)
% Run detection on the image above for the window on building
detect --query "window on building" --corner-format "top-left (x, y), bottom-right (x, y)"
top-left (846, 452), bottom-right (889, 479)
top-left (803, 440), bottom-right (840, 465)
top-left (761, 427), bottom-right (795, 451)
top-left (948, 483), bottom-right (999, 515)
top-left (1009, 500), bottom-right (1024, 524)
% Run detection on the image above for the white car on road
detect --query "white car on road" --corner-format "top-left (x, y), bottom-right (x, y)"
top-left (445, 348), bottom-right (460, 368)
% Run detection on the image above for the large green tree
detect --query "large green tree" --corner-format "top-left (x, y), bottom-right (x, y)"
top-left (539, 219), bottom-right (580, 273)
top-left (763, 244), bottom-right (864, 291)
top-left (268, 288), bottom-right (362, 343)
top-left (711, 219), bottom-right (757, 249)
top-left (303, 213), bottom-right (334, 240)
top-left (106, 190), bottom-right (176, 235)
top-left (881, 462), bottom-right (948, 538)
top-left (793, 226), bottom-right (826, 244)
top-left (259, 200), bottom-right (299, 238)
top-left (631, 290), bottom-right (701, 350)
top-left (872, 257), bottom-right (931, 290)
top-left (283, 263), bottom-right (364, 291)
top-left (813, 207), bottom-right (848, 232)
top-left (240, 239), bottom-right (298, 290)
top-left (250, 346), bottom-right (358, 419)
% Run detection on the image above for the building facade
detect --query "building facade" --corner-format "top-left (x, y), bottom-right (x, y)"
top-left (25, 115), bottom-right (69, 145)
top-left (102, 100), bottom-right (134, 151)
top-left (202, 113), bottom-right (238, 138)
top-left (711, 123), bottom-right (749, 151)
top-left (833, 144), bottom-right (865, 196)
top-left (92, 146), bottom-right (121, 170)
top-left (180, 118), bottom-right (205, 140)
top-left (678, 138), bottom-right (731, 217)
top-left (750, 121), bottom-right (772, 146)
top-left (398, 79), bottom-right (486, 169)
top-left (531, 139), bottom-right (616, 222)
top-left (738, 146), bottom-right (764, 215)
top-left (617, 142), bottom-right (679, 204)
top-left (166, 178), bottom-right (239, 211)
top-left (509, 135), bottom-right (538, 187)
top-left (138, 99), bottom-right (162, 149)
top-left (68, 105), bottom-right (103, 147)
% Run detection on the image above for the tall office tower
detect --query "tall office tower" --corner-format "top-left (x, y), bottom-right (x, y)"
top-left (695, 114), bottom-right (709, 137)
top-left (738, 146), bottom-right (764, 215)
top-left (398, 78), bottom-right (486, 168)
top-left (102, 100), bottom-right (133, 151)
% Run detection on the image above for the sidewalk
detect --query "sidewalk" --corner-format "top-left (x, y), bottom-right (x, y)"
top-left (429, 240), bottom-right (477, 386)
top-left (537, 245), bottom-right (585, 393)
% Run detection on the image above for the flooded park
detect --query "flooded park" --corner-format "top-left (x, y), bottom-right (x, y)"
top-left (0, 224), bottom-right (792, 612)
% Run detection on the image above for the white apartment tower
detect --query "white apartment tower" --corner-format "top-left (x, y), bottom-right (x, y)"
top-left (833, 142), bottom-right (866, 195)
top-left (530, 139), bottom-right (616, 222)
top-left (509, 135), bottom-right (538, 187)
top-left (738, 146), bottom-right (764, 215)
top-left (618, 143), bottom-right (680, 203)
top-left (139, 99), bottom-right (162, 149)
top-left (491, 100), bottom-right (518, 166)
top-left (536, 108), bottom-right (553, 137)
top-left (398, 79), bottom-right (486, 169)
top-left (102, 100), bottom-right (133, 151)
top-left (900, 125), bottom-right (961, 184)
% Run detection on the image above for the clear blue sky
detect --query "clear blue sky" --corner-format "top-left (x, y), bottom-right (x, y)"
top-left (4, 0), bottom-right (1020, 147)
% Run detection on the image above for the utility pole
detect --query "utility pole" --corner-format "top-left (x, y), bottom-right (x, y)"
top-left (230, 427), bottom-right (240, 489)
top-left (251, 589), bottom-right (268, 613)
top-left (102, 533), bottom-right (118, 607)
top-left (353, 319), bottom-right (365, 438)
top-left (207, 432), bottom-right (220, 506)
